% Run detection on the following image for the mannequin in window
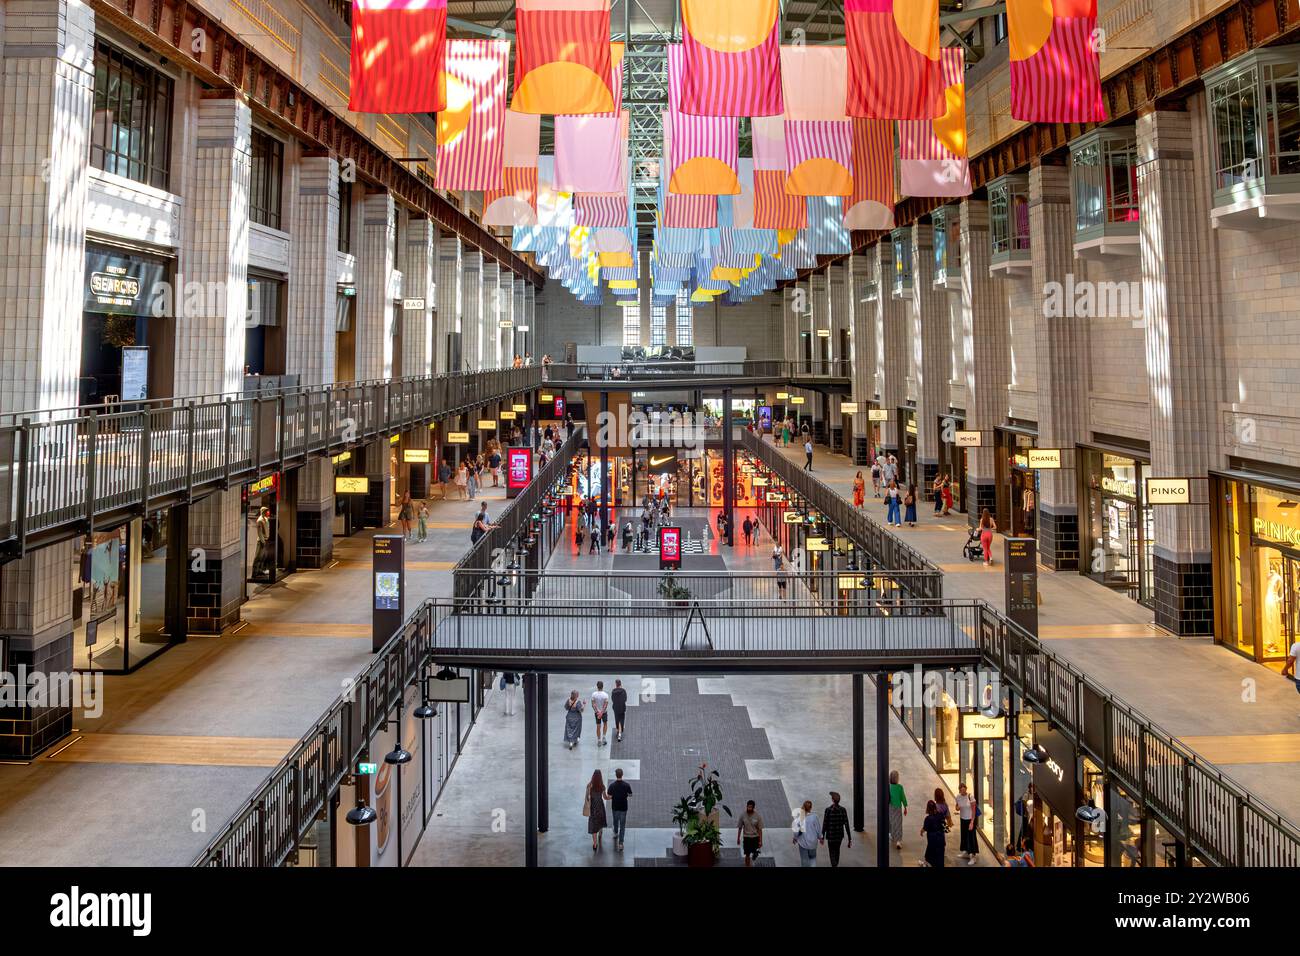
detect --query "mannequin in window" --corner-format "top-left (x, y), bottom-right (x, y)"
top-left (1264, 564), bottom-right (1285, 656)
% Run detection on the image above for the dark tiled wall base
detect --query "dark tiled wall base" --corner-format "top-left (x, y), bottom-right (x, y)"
top-left (852, 436), bottom-right (872, 466)
top-left (1154, 556), bottom-right (1214, 637)
top-left (1038, 508), bottom-right (1080, 571)
top-left (187, 553), bottom-right (243, 635)
top-left (830, 427), bottom-right (843, 453)
top-left (967, 479), bottom-right (998, 529)
top-left (296, 508), bottom-right (334, 570)
top-left (363, 477), bottom-right (392, 528)
top-left (0, 633), bottom-right (74, 758)
top-left (920, 461), bottom-right (939, 493)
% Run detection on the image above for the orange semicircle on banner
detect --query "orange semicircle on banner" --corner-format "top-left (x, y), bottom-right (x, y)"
top-left (599, 251), bottom-right (636, 269)
top-left (683, 0), bottom-right (779, 54)
top-left (892, 0), bottom-right (941, 61)
top-left (669, 157), bottom-right (741, 195)
top-left (933, 84), bottom-right (968, 156)
top-left (437, 74), bottom-right (474, 147)
top-left (512, 62), bottom-right (615, 115)
top-left (1008, 0), bottom-right (1055, 63)
top-left (843, 200), bottom-right (895, 231)
top-left (785, 158), bottom-right (853, 197)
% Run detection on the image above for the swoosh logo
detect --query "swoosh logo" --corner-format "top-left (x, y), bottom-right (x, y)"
top-left (649, 455), bottom-right (675, 467)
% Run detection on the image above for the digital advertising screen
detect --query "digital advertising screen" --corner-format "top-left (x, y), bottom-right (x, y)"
top-left (507, 447), bottom-right (533, 491)
top-left (553, 396), bottom-right (566, 419)
top-left (659, 526), bottom-right (682, 570)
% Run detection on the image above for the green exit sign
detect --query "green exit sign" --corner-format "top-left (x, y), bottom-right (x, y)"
top-left (358, 762), bottom-right (378, 776)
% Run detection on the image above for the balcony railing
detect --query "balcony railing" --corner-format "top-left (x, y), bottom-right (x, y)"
top-left (0, 368), bottom-right (542, 555)
top-left (540, 360), bottom-right (852, 385)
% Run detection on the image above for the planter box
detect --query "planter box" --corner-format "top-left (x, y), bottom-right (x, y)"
top-left (687, 843), bottom-right (715, 868)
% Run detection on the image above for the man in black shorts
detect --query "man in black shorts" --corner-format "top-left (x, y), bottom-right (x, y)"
top-left (591, 681), bottom-right (611, 747)
top-left (737, 800), bottom-right (765, 866)
top-left (611, 679), bottom-right (628, 742)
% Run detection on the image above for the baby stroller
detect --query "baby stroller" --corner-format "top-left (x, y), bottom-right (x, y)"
top-left (962, 527), bottom-right (984, 562)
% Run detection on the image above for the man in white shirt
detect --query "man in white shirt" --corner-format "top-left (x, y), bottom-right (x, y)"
top-left (591, 681), bottom-right (611, 747)
top-left (1284, 641), bottom-right (1300, 713)
top-left (804, 439), bottom-right (814, 472)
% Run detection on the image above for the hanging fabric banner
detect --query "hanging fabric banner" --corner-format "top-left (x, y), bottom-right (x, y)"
top-left (575, 191), bottom-right (631, 228)
top-left (778, 46), bottom-right (848, 121)
top-left (512, 0), bottom-right (615, 115)
top-left (846, 0), bottom-right (942, 119)
top-left (666, 47), bottom-right (740, 195)
top-left (503, 110), bottom-right (542, 168)
top-left (844, 118), bottom-right (895, 229)
top-left (899, 47), bottom-right (971, 197)
top-left (556, 110), bottom-right (629, 193)
top-left (754, 169), bottom-right (808, 229)
top-left (785, 120), bottom-right (853, 197)
top-left (1008, 0), bottom-right (1105, 123)
top-left (751, 117), bottom-right (788, 172)
top-left (483, 167), bottom-right (539, 226)
top-left (731, 159), bottom-right (758, 229)
top-left (436, 39), bottom-right (509, 191)
top-left (679, 0), bottom-right (784, 117)
top-left (807, 197), bottom-right (852, 254)
top-left (349, 0), bottom-right (448, 114)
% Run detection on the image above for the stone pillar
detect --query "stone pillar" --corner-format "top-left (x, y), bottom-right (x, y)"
top-left (356, 191), bottom-right (396, 382)
top-left (1138, 110), bottom-right (1222, 636)
top-left (849, 255), bottom-right (874, 464)
top-left (809, 270), bottom-right (829, 444)
top-left (295, 459), bottom-right (335, 569)
top-left (187, 490), bottom-right (244, 634)
top-left (876, 239), bottom-right (909, 456)
top-left (437, 235), bottom-right (462, 373)
top-left (178, 94), bottom-right (251, 396)
top-left (461, 250), bottom-right (483, 372)
top-left (362, 439), bottom-right (393, 529)
top-left (639, 252), bottom-right (652, 347)
top-left (402, 217), bottom-right (435, 379)
top-left (286, 153), bottom-right (340, 388)
top-left (0, 0), bottom-right (95, 757)
top-left (960, 200), bottom-right (1011, 527)
top-left (1029, 162), bottom-right (1086, 570)
top-left (482, 260), bottom-right (502, 370)
top-left (912, 224), bottom-right (951, 493)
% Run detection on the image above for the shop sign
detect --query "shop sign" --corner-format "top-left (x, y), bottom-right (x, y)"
top-left (1015, 434), bottom-right (1035, 448)
top-left (500, 411), bottom-right (517, 421)
top-left (426, 676), bottom-right (470, 703)
top-left (517, 325), bottom-right (531, 333)
top-left (476, 420), bottom-right (497, 430)
top-left (248, 474), bottom-right (277, 497)
top-left (752, 476), bottom-right (769, 487)
top-left (402, 298), bottom-right (426, 312)
top-left (513, 404), bottom-right (528, 413)
top-left (805, 537), bottom-right (829, 552)
top-left (540, 393), bottom-right (554, 402)
top-left (121, 347), bottom-right (149, 402)
top-left (336, 476), bottom-right (370, 495)
top-left (507, 448), bottom-right (533, 492)
top-left (776, 392), bottom-right (789, 400)
top-left (1146, 477), bottom-right (1192, 505)
top-left (953, 430), bottom-right (982, 448)
top-left (838, 575), bottom-right (867, 590)
top-left (960, 713), bottom-right (1007, 740)
top-left (906, 419), bottom-right (918, 435)
top-left (766, 491), bottom-right (787, 503)
top-left (659, 527), bottom-right (682, 571)
top-left (1031, 721), bottom-right (1077, 815)
top-left (85, 248), bottom-right (166, 315)
top-left (447, 432), bottom-right (470, 444)
top-left (1027, 449), bottom-right (1062, 470)
top-left (840, 402), bottom-right (859, 414)
top-left (1253, 516), bottom-right (1300, 549)
top-left (332, 452), bottom-right (352, 466)
top-left (790, 396), bottom-right (806, 405)
top-left (372, 535), bottom-right (404, 652)
top-left (389, 434), bottom-right (401, 445)
top-left (783, 511), bottom-right (803, 524)
top-left (1101, 475), bottom-right (1137, 499)
top-left (868, 409), bottom-right (889, 422)
top-left (403, 449), bottom-right (430, 464)
top-left (499, 320), bottom-right (514, 329)
top-left (553, 397), bottom-right (566, 418)
top-left (648, 450), bottom-right (677, 474)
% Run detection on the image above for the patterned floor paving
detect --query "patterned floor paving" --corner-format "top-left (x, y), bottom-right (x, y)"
top-left (606, 677), bottom-right (791, 832)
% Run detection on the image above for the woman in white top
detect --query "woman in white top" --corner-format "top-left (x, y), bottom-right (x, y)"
top-left (955, 782), bottom-right (979, 864)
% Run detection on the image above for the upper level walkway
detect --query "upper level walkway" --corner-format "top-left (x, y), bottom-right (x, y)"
top-left (540, 360), bottom-right (852, 393)
top-left (768, 436), bottom-right (1300, 829)
top-left (0, 368), bottom-right (540, 556)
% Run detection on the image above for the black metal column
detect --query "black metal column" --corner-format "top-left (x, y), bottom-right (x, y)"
top-left (537, 672), bottom-right (549, 833)
top-left (853, 673), bottom-right (865, 832)
top-left (524, 672), bottom-right (538, 867)
top-left (722, 387), bottom-right (734, 546)
top-left (876, 673), bottom-right (890, 868)
top-left (600, 390), bottom-right (610, 544)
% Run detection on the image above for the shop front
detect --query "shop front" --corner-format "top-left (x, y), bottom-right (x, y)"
top-left (1028, 719), bottom-right (1080, 867)
top-left (244, 473), bottom-right (285, 591)
top-left (937, 413), bottom-right (968, 515)
top-left (1212, 470), bottom-right (1300, 668)
top-left (899, 406), bottom-right (918, 488)
top-left (82, 244), bottom-right (174, 406)
top-left (995, 425), bottom-right (1039, 537)
top-left (1079, 445), bottom-right (1154, 607)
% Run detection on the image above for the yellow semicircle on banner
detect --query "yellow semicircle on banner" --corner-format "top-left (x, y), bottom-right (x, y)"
top-left (711, 267), bottom-right (744, 282)
top-left (437, 74), bottom-right (474, 147)
top-left (512, 62), bottom-right (615, 115)
top-left (691, 289), bottom-right (720, 303)
top-left (608, 279), bottom-right (638, 289)
top-left (933, 84), bottom-right (968, 156)
top-left (785, 158), bottom-right (854, 197)
top-left (600, 252), bottom-right (636, 269)
top-left (777, 229), bottom-right (798, 246)
top-left (669, 157), bottom-right (741, 195)
top-left (1007, 0), bottom-right (1054, 63)
top-left (682, 0), bottom-right (778, 54)
top-left (892, 0), bottom-right (941, 61)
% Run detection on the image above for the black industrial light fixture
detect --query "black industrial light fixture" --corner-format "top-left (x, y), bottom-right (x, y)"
top-left (1076, 804), bottom-right (1103, 824)
top-left (385, 740), bottom-right (412, 766)
top-left (346, 799), bottom-right (377, 826)
top-left (414, 699), bottom-right (437, 720)
top-left (1022, 744), bottom-right (1049, 764)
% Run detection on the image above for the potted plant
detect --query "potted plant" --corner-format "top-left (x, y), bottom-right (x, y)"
top-left (670, 798), bottom-right (693, 856)
top-left (657, 573), bottom-right (693, 608)
top-left (675, 764), bottom-right (732, 867)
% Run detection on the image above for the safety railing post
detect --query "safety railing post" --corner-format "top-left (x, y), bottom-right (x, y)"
top-left (84, 412), bottom-right (98, 533)
top-left (139, 408), bottom-right (153, 515)
top-left (185, 404), bottom-right (196, 500)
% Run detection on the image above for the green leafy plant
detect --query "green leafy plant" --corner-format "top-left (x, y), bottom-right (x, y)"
top-left (678, 764), bottom-right (733, 851)
top-left (657, 574), bottom-right (692, 602)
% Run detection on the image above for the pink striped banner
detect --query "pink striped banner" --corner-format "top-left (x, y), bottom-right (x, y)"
top-left (575, 193), bottom-right (629, 228)
top-left (784, 120), bottom-right (853, 197)
top-left (666, 44), bottom-right (739, 195)
top-left (845, 118), bottom-right (895, 229)
top-left (899, 48), bottom-right (970, 197)
top-left (436, 39), bottom-right (509, 191)
top-left (555, 110), bottom-right (628, 194)
top-left (679, 0), bottom-right (783, 117)
top-left (1009, 1), bottom-right (1105, 123)
top-left (778, 45), bottom-right (848, 121)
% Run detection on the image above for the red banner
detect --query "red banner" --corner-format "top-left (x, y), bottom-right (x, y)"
top-left (349, 0), bottom-right (448, 114)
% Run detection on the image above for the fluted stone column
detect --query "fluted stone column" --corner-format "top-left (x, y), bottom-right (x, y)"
top-left (809, 270), bottom-right (829, 443)
top-left (848, 254), bottom-right (875, 464)
top-left (828, 263), bottom-right (849, 452)
top-left (912, 224), bottom-right (951, 493)
top-left (286, 154), bottom-right (340, 387)
top-left (437, 235), bottom-right (463, 373)
top-left (402, 218), bottom-right (436, 379)
top-left (960, 200), bottom-right (1012, 527)
top-left (876, 238), bottom-right (909, 457)
top-left (356, 191), bottom-right (396, 382)
top-left (462, 250), bottom-right (483, 372)
top-left (1138, 109), bottom-right (1223, 636)
top-left (1029, 162), bottom-right (1087, 570)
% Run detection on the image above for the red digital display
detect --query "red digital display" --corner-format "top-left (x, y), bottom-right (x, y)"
top-left (553, 396), bottom-right (566, 419)
top-left (659, 526), bottom-right (682, 570)
top-left (507, 448), bottom-right (533, 491)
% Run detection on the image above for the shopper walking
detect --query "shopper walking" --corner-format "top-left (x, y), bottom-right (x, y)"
top-left (1015, 783), bottom-right (1036, 847)
top-left (737, 800), bottom-right (765, 866)
top-left (979, 508), bottom-right (998, 567)
top-left (488, 448), bottom-right (502, 487)
top-left (955, 782), bottom-right (980, 864)
top-left (583, 769), bottom-right (609, 851)
top-left (921, 800), bottom-right (947, 867)
top-left (563, 690), bottom-right (584, 750)
top-left (742, 515), bottom-right (753, 545)
top-left (608, 768), bottom-right (632, 852)
top-left (416, 502), bottom-right (429, 543)
top-left (454, 463), bottom-right (469, 499)
top-left (500, 671), bottom-right (518, 717)
top-left (466, 459), bottom-right (479, 500)
top-left (822, 792), bottom-right (852, 867)
top-left (398, 492), bottom-right (415, 540)
top-left (942, 475), bottom-right (955, 516)
top-left (611, 679), bottom-right (628, 742)
top-left (904, 484), bottom-right (918, 528)
top-left (793, 800), bottom-right (824, 867)
top-left (781, 420), bottom-right (791, 448)
top-left (803, 438), bottom-right (814, 472)
top-left (853, 471), bottom-right (866, 508)
top-left (888, 770), bottom-right (908, 849)
top-left (885, 481), bottom-right (902, 528)
top-left (934, 787), bottom-right (953, 831)
top-left (574, 523), bottom-right (585, 555)
top-left (871, 458), bottom-right (883, 498)
top-left (932, 474), bottom-right (945, 515)
top-left (471, 504), bottom-right (495, 546)
top-left (591, 681), bottom-right (611, 747)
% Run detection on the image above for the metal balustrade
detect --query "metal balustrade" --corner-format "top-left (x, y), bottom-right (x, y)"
top-left (540, 359), bottom-right (852, 386)
top-left (0, 368), bottom-right (542, 555)
top-left (740, 430), bottom-right (944, 600)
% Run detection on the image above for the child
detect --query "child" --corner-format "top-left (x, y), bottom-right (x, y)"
top-left (416, 503), bottom-right (429, 543)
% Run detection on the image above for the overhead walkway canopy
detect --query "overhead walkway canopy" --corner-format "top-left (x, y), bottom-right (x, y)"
top-left (541, 360), bottom-right (852, 394)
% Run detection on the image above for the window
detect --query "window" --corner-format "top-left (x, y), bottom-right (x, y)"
top-left (1071, 129), bottom-right (1139, 238)
top-left (622, 303), bottom-right (641, 346)
top-left (90, 40), bottom-right (174, 190)
top-left (993, 12), bottom-right (1008, 46)
top-left (338, 177), bottom-right (353, 254)
top-left (249, 129), bottom-right (284, 230)
top-left (651, 303), bottom-right (668, 346)
top-left (1208, 52), bottom-right (1300, 195)
top-left (890, 228), bottom-right (913, 296)
top-left (989, 175), bottom-right (1031, 259)
top-left (676, 290), bottom-right (694, 346)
